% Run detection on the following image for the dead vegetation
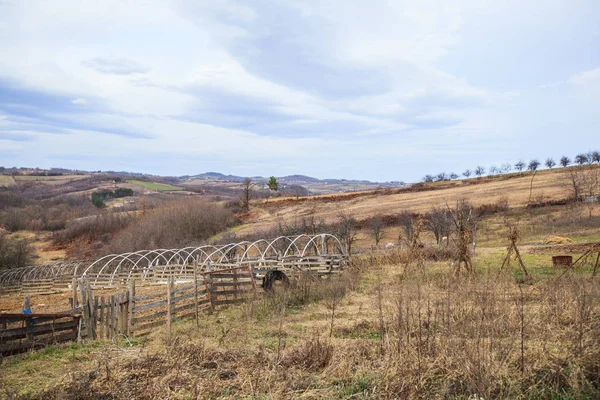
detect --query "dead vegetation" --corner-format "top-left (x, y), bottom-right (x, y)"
top-left (3, 254), bottom-right (599, 399)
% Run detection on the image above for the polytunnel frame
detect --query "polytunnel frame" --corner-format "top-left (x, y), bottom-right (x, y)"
top-left (0, 234), bottom-right (348, 287)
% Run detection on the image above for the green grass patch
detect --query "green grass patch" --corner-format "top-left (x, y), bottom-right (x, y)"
top-left (127, 180), bottom-right (183, 191)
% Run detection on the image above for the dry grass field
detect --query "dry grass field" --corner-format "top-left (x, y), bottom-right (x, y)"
top-left (236, 168), bottom-right (579, 236)
top-left (1, 257), bottom-right (598, 399)
top-left (12, 175), bottom-right (90, 186)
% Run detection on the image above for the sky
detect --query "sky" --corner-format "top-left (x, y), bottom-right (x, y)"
top-left (0, 0), bottom-right (599, 182)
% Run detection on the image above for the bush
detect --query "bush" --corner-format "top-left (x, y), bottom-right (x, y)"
top-left (0, 234), bottom-right (35, 270)
top-left (108, 199), bottom-right (237, 253)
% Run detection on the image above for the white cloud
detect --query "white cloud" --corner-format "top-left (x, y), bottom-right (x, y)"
top-left (569, 68), bottom-right (600, 85)
top-left (0, 0), bottom-right (599, 181)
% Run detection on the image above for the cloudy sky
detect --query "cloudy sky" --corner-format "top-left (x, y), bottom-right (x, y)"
top-left (0, 0), bottom-right (598, 182)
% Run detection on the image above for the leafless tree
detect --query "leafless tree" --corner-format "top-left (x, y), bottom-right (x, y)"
top-left (560, 156), bottom-right (571, 168)
top-left (241, 177), bottom-right (252, 212)
top-left (545, 158), bottom-right (556, 169)
top-left (474, 166), bottom-right (485, 178)
top-left (423, 175), bottom-right (434, 183)
top-left (489, 165), bottom-right (499, 175)
top-left (501, 163), bottom-right (512, 173)
top-left (514, 160), bottom-right (526, 173)
top-left (370, 215), bottom-right (385, 247)
top-left (445, 200), bottom-right (478, 275)
top-left (397, 211), bottom-right (418, 245)
top-left (336, 211), bottom-right (358, 254)
top-left (436, 172), bottom-right (447, 182)
top-left (527, 159), bottom-right (540, 172)
top-left (425, 207), bottom-right (453, 245)
top-left (449, 172), bottom-right (459, 180)
top-left (575, 153), bottom-right (589, 165)
top-left (463, 169), bottom-right (472, 178)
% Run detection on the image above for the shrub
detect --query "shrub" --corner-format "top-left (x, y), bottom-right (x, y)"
top-left (0, 234), bottom-right (35, 269)
top-left (108, 199), bottom-right (237, 253)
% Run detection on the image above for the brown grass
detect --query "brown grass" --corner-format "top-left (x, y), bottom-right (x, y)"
top-left (238, 168), bottom-right (584, 236)
top-left (3, 257), bottom-right (599, 399)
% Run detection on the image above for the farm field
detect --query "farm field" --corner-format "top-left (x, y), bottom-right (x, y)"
top-left (13, 174), bottom-right (90, 185)
top-left (127, 180), bottom-right (183, 192)
top-left (236, 167), bottom-right (584, 236)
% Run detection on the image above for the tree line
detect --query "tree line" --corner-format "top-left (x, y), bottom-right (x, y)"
top-left (422, 150), bottom-right (600, 183)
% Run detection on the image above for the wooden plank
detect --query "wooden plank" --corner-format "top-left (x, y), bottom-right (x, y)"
top-left (172, 292), bottom-right (196, 303)
top-left (135, 319), bottom-right (166, 333)
top-left (0, 313), bottom-right (81, 320)
top-left (0, 319), bottom-right (79, 341)
top-left (134, 310), bottom-right (168, 324)
top-left (133, 299), bottom-right (168, 312)
top-left (172, 283), bottom-right (195, 294)
top-left (134, 293), bottom-right (164, 301)
top-left (1, 331), bottom-right (78, 356)
top-left (210, 281), bottom-right (253, 287)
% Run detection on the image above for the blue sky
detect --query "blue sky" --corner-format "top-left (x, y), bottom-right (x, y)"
top-left (0, 0), bottom-right (599, 182)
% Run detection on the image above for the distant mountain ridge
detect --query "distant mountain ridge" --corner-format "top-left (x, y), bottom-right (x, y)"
top-left (181, 172), bottom-right (401, 186)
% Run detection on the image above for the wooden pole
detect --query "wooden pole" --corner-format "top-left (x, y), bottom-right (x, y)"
top-left (193, 260), bottom-right (199, 330)
top-left (85, 280), bottom-right (96, 340)
top-left (79, 279), bottom-right (90, 339)
top-left (166, 276), bottom-right (173, 342)
top-left (99, 297), bottom-right (105, 339)
top-left (128, 280), bottom-right (135, 337)
top-left (72, 279), bottom-right (79, 309)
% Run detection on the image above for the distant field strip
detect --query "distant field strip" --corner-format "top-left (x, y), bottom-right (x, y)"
top-left (127, 180), bottom-right (183, 191)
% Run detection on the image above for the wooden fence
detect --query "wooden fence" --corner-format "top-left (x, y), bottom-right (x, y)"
top-left (0, 313), bottom-right (81, 356)
top-left (0, 265), bottom-right (259, 356)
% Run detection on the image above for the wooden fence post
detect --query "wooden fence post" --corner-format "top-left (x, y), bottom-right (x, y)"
top-left (204, 262), bottom-right (214, 313)
top-left (99, 297), bottom-right (105, 339)
top-left (166, 276), bottom-right (174, 342)
top-left (193, 259), bottom-right (199, 330)
top-left (128, 280), bottom-right (135, 337)
top-left (79, 278), bottom-right (90, 339)
top-left (85, 280), bottom-right (96, 340)
top-left (72, 279), bottom-right (79, 309)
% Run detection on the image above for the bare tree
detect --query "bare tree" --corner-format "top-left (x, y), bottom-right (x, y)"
top-left (425, 207), bottom-right (453, 245)
top-left (336, 211), bottom-right (358, 254)
top-left (545, 158), bottom-right (556, 169)
top-left (514, 160), bottom-right (526, 173)
top-left (560, 156), bottom-right (571, 168)
top-left (449, 172), bottom-right (459, 180)
top-left (370, 215), bottom-right (385, 247)
top-left (501, 163), bottom-right (512, 173)
top-left (575, 153), bottom-right (589, 166)
top-left (564, 165), bottom-right (599, 213)
top-left (489, 165), bottom-right (499, 175)
top-left (474, 166), bottom-right (485, 178)
top-left (436, 172), bottom-right (447, 182)
top-left (445, 200), bottom-right (478, 276)
top-left (241, 177), bottom-right (252, 212)
top-left (423, 175), bottom-right (434, 183)
top-left (527, 159), bottom-right (540, 172)
top-left (463, 169), bottom-right (472, 178)
top-left (591, 151), bottom-right (600, 164)
top-left (397, 211), bottom-right (418, 245)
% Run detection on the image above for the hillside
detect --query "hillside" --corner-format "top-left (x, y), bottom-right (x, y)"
top-left (234, 167), bottom-right (581, 235)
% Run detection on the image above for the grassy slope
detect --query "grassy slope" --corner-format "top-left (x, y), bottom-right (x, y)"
top-left (127, 180), bottom-right (183, 191)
